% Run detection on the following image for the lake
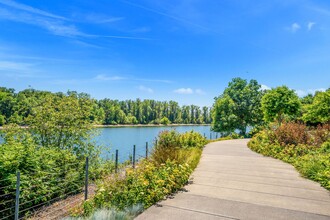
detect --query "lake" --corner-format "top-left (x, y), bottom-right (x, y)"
top-left (95, 125), bottom-right (216, 162)
top-left (0, 125), bottom-right (218, 162)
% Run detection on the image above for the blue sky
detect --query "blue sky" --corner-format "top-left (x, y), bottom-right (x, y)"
top-left (0, 0), bottom-right (329, 106)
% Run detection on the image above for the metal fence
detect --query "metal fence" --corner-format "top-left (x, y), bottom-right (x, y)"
top-left (0, 133), bottom-right (219, 220)
top-left (0, 141), bottom-right (152, 220)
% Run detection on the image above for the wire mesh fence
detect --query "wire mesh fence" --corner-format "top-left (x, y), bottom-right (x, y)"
top-left (0, 141), bottom-right (154, 220)
top-left (1, 133), bottom-right (218, 219)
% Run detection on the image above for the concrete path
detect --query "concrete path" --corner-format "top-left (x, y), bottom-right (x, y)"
top-left (136, 139), bottom-right (330, 220)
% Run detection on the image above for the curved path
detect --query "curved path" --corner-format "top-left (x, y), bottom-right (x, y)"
top-left (136, 139), bottom-right (330, 220)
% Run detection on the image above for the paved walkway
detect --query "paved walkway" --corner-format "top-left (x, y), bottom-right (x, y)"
top-left (136, 139), bottom-right (330, 220)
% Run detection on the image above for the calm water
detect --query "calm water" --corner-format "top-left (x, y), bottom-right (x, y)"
top-left (0, 125), bottom-right (218, 162)
top-left (95, 125), bottom-right (215, 162)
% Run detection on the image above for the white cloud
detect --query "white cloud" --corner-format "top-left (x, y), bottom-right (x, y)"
top-left (173, 88), bottom-right (205, 95)
top-left (260, 84), bottom-right (271, 90)
top-left (295, 90), bottom-right (307, 97)
top-left (308, 88), bottom-right (326, 94)
top-left (307, 22), bottom-right (316, 31)
top-left (174, 88), bottom-right (194, 94)
top-left (94, 74), bottom-right (125, 81)
top-left (138, 85), bottom-right (153, 93)
top-left (290, 23), bottom-right (301, 33)
top-left (295, 88), bottom-right (326, 97)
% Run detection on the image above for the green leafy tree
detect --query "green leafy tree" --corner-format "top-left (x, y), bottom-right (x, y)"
top-left (261, 86), bottom-right (301, 124)
top-left (212, 78), bottom-right (264, 136)
top-left (0, 87), bottom-right (16, 122)
top-left (302, 89), bottom-right (330, 124)
top-left (26, 94), bottom-right (96, 157)
top-left (160, 116), bottom-right (171, 125)
top-left (212, 95), bottom-right (237, 135)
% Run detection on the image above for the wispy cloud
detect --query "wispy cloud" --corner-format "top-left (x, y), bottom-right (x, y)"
top-left (173, 88), bottom-right (205, 95)
top-left (83, 13), bottom-right (124, 24)
top-left (120, 0), bottom-right (209, 31)
top-left (94, 74), bottom-right (125, 81)
top-left (0, 60), bottom-right (41, 78)
top-left (0, 0), bottom-right (150, 40)
top-left (138, 85), bottom-right (153, 93)
top-left (307, 22), bottom-right (315, 31)
top-left (131, 27), bottom-right (151, 33)
top-left (0, 0), bottom-right (67, 20)
top-left (174, 88), bottom-right (193, 94)
top-left (288, 22), bottom-right (301, 33)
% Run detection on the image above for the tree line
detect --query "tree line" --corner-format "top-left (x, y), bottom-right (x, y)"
top-left (0, 87), bottom-right (212, 126)
top-left (211, 77), bottom-right (330, 136)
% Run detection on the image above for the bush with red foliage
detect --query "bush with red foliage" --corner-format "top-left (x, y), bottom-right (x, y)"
top-left (271, 122), bottom-right (310, 146)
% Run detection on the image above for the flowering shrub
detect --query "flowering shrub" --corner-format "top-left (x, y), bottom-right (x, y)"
top-left (84, 160), bottom-right (192, 214)
top-left (152, 130), bottom-right (206, 164)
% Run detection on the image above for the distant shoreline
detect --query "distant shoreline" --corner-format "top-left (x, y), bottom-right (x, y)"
top-left (94, 124), bottom-right (211, 128)
top-left (0, 124), bottom-right (211, 130)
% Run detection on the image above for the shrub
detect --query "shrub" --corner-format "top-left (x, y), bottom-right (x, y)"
top-left (85, 160), bottom-right (192, 213)
top-left (0, 132), bottom-right (85, 218)
top-left (152, 130), bottom-right (206, 164)
top-left (271, 122), bottom-right (309, 146)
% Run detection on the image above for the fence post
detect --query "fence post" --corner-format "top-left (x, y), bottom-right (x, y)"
top-left (15, 171), bottom-right (20, 220)
top-left (204, 133), bottom-right (206, 138)
top-left (85, 157), bottom-right (89, 201)
top-left (216, 133), bottom-right (218, 139)
top-left (115, 149), bottom-right (118, 173)
top-left (146, 142), bottom-right (148, 159)
top-left (133, 145), bottom-right (136, 169)
top-left (210, 133), bottom-right (212, 140)
top-left (155, 139), bottom-right (158, 146)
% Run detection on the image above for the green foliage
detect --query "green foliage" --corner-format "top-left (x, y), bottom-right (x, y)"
top-left (0, 114), bottom-right (5, 125)
top-left (302, 90), bottom-right (330, 124)
top-left (261, 86), bottom-right (301, 124)
top-left (0, 86), bottom-right (212, 126)
top-left (0, 93), bottom-right (102, 218)
top-left (212, 78), bottom-right (263, 136)
top-left (212, 95), bottom-right (237, 134)
top-left (271, 122), bottom-right (310, 146)
top-left (25, 94), bottom-right (97, 158)
top-left (152, 130), bottom-right (206, 164)
top-left (86, 160), bottom-right (192, 212)
top-left (0, 126), bottom-right (85, 217)
top-left (160, 116), bottom-right (170, 125)
top-left (248, 124), bottom-right (330, 190)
